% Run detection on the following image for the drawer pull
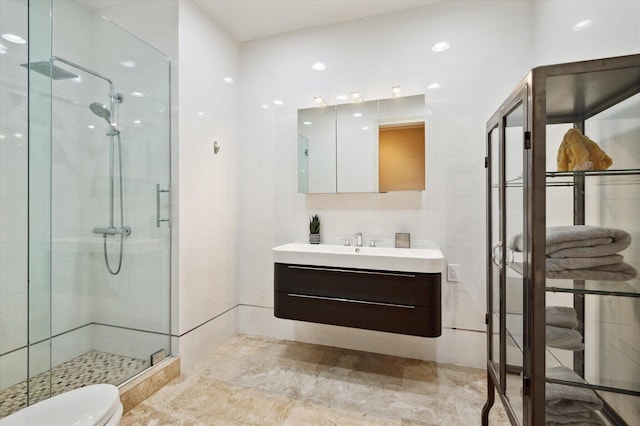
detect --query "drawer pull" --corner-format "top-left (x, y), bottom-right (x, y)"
top-left (287, 293), bottom-right (416, 309)
top-left (287, 265), bottom-right (416, 278)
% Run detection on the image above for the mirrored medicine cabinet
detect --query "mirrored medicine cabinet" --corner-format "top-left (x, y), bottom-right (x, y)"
top-left (298, 94), bottom-right (426, 194)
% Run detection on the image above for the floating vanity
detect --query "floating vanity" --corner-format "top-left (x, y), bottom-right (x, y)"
top-left (273, 243), bottom-right (445, 337)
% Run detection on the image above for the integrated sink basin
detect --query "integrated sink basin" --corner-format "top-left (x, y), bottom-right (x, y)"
top-left (272, 243), bottom-right (444, 273)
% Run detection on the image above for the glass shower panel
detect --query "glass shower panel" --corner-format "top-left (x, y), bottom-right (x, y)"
top-left (0, 0), bottom-right (31, 416)
top-left (27, 0), bottom-right (54, 406)
top-left (1, 0), bottom-right (171, 417)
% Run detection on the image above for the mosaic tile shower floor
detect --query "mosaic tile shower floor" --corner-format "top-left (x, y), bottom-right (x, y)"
top-left (0, 350), bottom-right (149, 419)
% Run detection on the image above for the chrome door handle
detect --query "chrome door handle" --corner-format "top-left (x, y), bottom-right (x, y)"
top-left (492, 242), bottom-right (504, 269)
top-left (156, 184), bottom-right (170, 227)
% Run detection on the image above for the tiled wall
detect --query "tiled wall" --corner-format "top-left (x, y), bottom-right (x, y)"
top-left (235, 0), bottom-right (535, 368)
top-left (235, 0), bottom-right (640, 368)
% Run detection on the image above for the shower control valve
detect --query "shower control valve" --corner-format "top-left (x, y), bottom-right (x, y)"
top-left (93, 226), bottom-right (132, 236)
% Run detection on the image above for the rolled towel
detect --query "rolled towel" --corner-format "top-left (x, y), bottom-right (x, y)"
top-left (547, 261), bottom-right (637, 282)
top-left (511, 225), bottom-right (631, 258)
top-left (546, 326), bottom-right (584, 351)
top-left (546, 366), bottom-right (603, 416)
top-left (546, 306), bottom-right (578, 329)
top-left (546, 410), bottom-right (605, 425)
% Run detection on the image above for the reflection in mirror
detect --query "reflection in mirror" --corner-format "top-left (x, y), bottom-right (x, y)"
top-left (298, 106), bottom-right (337, 193)
top-left (379, 122), bottom-right (425, 192)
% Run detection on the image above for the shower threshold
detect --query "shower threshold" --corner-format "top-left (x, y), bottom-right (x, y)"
top-left (0, 350), bottom-right (149, 419)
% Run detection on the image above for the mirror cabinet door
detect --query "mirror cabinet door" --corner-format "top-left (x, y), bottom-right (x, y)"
top-left (336, 100), bottom-right (380, 193)
top-left (298, 106), bottom-right (337, 193)
top-left (298, 94), bottom-right (426, 194)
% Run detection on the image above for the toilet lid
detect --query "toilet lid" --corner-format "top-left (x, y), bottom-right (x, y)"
top-left (0, 384), bottom-right (120, 426)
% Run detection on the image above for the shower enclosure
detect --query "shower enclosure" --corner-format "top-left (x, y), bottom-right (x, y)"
top-left (0, 0), bottom-right (171, 417)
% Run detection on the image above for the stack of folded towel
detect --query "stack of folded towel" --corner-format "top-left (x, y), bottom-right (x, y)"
top-left (546, 306), bottom-right (583, 351)
top-left (511, 225), bottom-right (637, 281)
top-left (546, 366), bottom-right (604, 425)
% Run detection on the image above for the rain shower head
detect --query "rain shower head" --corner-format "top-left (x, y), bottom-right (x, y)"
top-left (90, 102), bottom-right (111, 123)
top-left (20, 61), bottom-right (79, 80)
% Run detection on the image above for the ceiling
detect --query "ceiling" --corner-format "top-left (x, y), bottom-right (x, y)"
top-left (193, 0), bottom-right (441, 42)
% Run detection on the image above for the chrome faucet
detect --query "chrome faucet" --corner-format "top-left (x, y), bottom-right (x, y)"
top-left (354, 233), bottom-right (363, 247)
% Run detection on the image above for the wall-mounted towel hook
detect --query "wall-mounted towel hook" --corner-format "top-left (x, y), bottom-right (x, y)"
top-left (213, 141), bottom-right (220, 154)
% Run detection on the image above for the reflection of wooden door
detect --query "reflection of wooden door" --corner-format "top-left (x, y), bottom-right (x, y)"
top-left (378, 123), bottom-right (425, 192)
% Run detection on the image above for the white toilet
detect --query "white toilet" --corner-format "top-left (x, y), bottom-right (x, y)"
top-left (0, 384), bottom-right (123, 426)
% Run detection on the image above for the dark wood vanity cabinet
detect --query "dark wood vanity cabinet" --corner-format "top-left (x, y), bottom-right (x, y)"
top-left (274, 263), bottom-right (442, 337)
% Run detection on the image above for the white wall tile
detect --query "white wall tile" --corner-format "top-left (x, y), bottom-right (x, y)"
top-left (239, 305), bottom-right (486, 369)
top-left (177, 306), bottom-right (239, 371)
top-left (236, 1), bottom-right (534, 363)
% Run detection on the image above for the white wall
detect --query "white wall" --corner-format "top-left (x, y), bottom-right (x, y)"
top-left (235, 0), bottom-right (640, 369)
top-left (236, 0), bottom-right (535, 368)
top-left (175, 0), bottom-right (240, 369)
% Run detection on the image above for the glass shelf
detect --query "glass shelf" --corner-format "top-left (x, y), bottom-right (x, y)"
top-left (546, 359), bottom-right (640, 397)
top-left (546, 168), bottom-right (640, 178)
top-left (498, 169), bottom-right (640, 188)
top-left (546, 277), bottom-right (640, 298)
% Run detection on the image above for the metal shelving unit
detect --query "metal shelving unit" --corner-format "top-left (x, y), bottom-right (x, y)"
top-left (482, 54), bottom-right (640, 425)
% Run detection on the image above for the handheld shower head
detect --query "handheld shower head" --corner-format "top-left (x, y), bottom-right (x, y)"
top-left (89, 102), bottom-right (111, 124)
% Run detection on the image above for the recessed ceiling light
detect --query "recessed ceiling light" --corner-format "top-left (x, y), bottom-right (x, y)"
top-left (303, 121), bottom-right (313, 125)
top-left (353, 113), bottom-right (363, 118)
top-left (273, 99), bottom-right (284, 105)
top-left (573, 19), bottom-right (593, 31)
top-left (72, 76), bottom-right (82, 83)
top-left (133, 120), bottom-right (141, 124)
top-left (14, 133), bottom-right (23, 138)
top-left (130, 91), bottom-right (145, 98)
top-left (336, 95), bottom-right (348, 101)
top-left (0, 134), bottom-right (5, 139)
top-left (197, 111), bottom-right (205, 116)
top-left (88, 125), bottom-right (95, 129)
top-left (432, 41), bottom-right (450, 52)
top-left (311, 62), bottom-right (327, 71)
top-left (261, 104), bottom-right (269, 109)
top-left (2, 33), bottom-right (26, 44)
top-left (391, 86), bottom-right (402, 97)
top-left (0, 44), bottom-right (7, 54)
top-left (362, 126), bottom-right (369, 131)
top-left (351, 91), bottom-right (361, 99)
top-left (120, 60), bottom-right (136, 68)
top-left (222, 77), bottom-right (234, 84)
top-left (427, 82), bottom-right (441, 90)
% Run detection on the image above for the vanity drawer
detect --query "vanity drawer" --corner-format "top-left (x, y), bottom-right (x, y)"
top-left (274, 291), bottom-right (441, 337)
top-left (274, 262), bottom-right (442, 337)
top-left (274, 263), bottom-right (441, 307)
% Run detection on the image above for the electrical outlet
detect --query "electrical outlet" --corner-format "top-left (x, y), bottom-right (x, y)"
top-left (447, 264), bottom-right (460, 282)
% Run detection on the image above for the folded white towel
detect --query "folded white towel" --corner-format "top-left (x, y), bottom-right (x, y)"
top-left (511, 225), bottom-right (631, 258)
top-left (546, 409), bottom-right (605, 425)
top-left (546, 254), bottom-right (624, 271)
top-left (546, 366), bottom-right (603, 416)
top-left (547, 262), bottom-right (637, 281)
top-left (546, 326), bottom-right (584, 351)
top-left (546, 306), bottom-right (578, 329)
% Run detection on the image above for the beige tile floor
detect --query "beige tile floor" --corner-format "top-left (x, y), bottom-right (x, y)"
top-left (121, 335), bottom-right (510, 425)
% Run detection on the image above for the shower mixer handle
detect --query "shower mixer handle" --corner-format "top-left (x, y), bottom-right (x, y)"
top-left (93, 226), bottom-right (131, 236)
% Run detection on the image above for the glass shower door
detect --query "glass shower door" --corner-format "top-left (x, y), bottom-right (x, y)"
top-left (47, 4), bottom-right (172, 393)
